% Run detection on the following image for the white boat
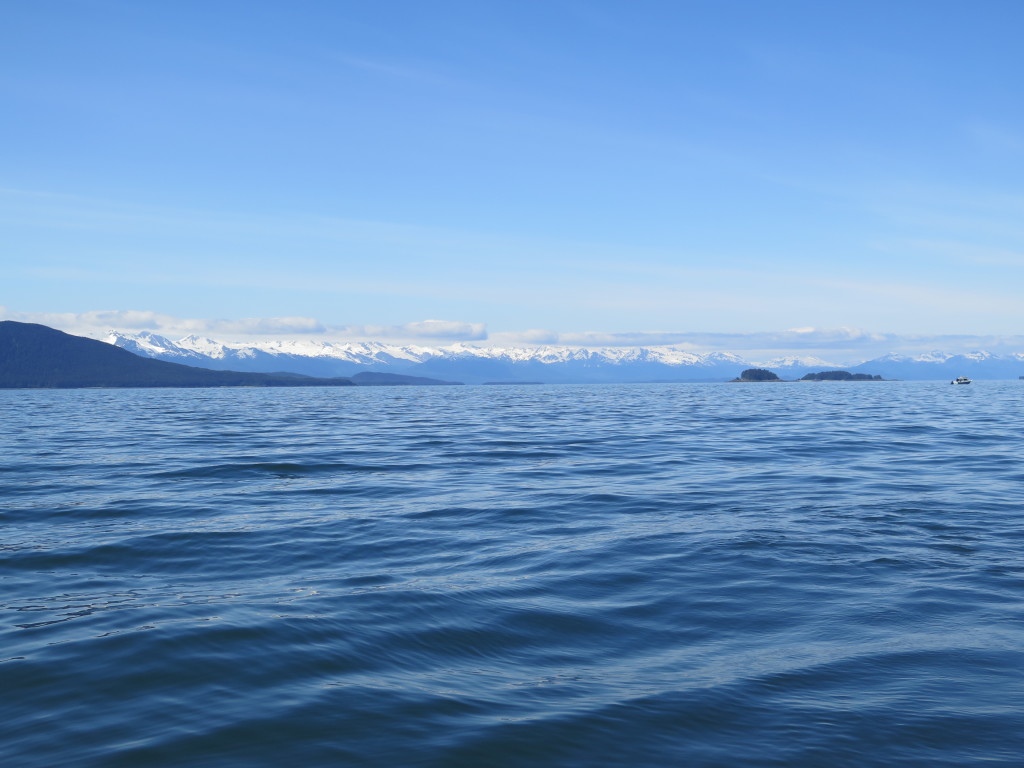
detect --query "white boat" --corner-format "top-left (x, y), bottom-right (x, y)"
top-left (951, 376), bottom-right (971, 385)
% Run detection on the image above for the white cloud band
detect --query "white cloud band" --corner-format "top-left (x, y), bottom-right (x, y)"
top-left (4, 308), bottom-right (1024, 357)
top-left (0, 307), bottom-right (488, 343)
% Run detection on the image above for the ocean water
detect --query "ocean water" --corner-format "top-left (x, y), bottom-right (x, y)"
top-left (2, 381), bottom-right (1023, 767)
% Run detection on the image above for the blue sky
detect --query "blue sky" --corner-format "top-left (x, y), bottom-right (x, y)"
top-left (4, 0), bottom-right (1024, 356)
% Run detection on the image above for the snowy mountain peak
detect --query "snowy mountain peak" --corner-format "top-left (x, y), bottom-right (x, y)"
top-left (100, 331), bottom-right (1024, 382)
top-left (104, 329), bottom-right (180, 356)
top-left (175, 335), bottom-right (230, 358)
top-left (755, 355), bottom-right (842, 369)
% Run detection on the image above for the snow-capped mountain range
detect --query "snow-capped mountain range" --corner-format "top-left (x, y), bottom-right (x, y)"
top-left (103, 331), bottom-right (1024, 383)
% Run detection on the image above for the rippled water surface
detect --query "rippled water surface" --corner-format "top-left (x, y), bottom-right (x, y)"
top-left (3, 382), bottom-right (1024, 767)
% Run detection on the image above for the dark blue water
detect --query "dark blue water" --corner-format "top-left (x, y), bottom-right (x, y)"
top-left (3, 382), bottom-right (1024, 767)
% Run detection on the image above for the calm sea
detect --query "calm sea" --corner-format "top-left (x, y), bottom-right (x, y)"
top-left (2, 382), bottom-right (1023, 767)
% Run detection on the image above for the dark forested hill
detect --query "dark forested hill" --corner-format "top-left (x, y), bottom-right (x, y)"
top-left (800, 370), bottom-right (884, 381)
top-left (0, 321), bottom-right (356, 388)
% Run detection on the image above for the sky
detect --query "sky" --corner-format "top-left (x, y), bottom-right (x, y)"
top-left (4, 0), bottom-right (1024, 359)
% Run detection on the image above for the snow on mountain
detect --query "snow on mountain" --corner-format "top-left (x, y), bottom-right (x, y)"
top-left (866, 351), bottom-right (960, 365)
top-left (101, 331), bottom-right (1024, 382)
top-left (103, 332), bottom-right (757, 381)
top-left (175, 335), bottom-right (233, 359)
top-left (864, 350), bottom-right (1003, 365)
top-left (753, 355), bottom-right (842, 370)
top-left (959, 350), bottom-right (997, 362)
top-left (872, 350), bottom-right (997, 364)
top-left (104, 330), bottom-right (210, 363)
top-left (240, 339), bottom-right (414, 362)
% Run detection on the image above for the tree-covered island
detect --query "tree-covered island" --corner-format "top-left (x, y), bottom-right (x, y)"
top-left (799, 371), bottom-right (885, 381)
top-left (730, 368), bottom-right (783, 382)
top-left (730, 368), bottom-right (886, 382)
